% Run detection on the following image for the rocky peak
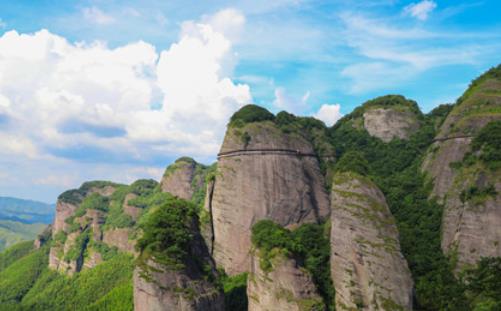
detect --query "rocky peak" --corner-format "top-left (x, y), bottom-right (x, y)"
top-left (363, 95), bottom-right (422, 142)
top-left (160, 157), bottom-right (206, 201)
top-left (330, 172), bottom-right (413, 310)
top-left (209, 105), bottom-right (331, 274)
top-left (133, 197), bottom-right (224, 311)
top-left (422, 66), bottom-right (501, 270)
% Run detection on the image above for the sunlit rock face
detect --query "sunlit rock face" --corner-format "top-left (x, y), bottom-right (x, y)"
top-left (422, 70), bottom-right (501, 270)
top-left (330, 172), bottom-right (413, 310)
top-left (210, 119), bottom-right (330, 275)
top-left (247, 252), bottom-right (324, 311)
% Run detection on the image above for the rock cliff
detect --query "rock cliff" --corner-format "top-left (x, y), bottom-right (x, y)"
top-left (341, 95), bottom-right (422, 143)
top-left (210, 106), bottom-right (331, 274)
top-left (423, 66), bottom-right (501, 269)
top-left (330, 172), bottom-right (413, 310)
top-left (160, 157), bottom-right (207, 201)
top-left (133, 197), bottom-right (224, 311)
top-left (247, 251), bottom-right (324, 311)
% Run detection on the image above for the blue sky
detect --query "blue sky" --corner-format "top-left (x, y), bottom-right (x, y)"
top-left (0, 0), bottom-right (500, 202)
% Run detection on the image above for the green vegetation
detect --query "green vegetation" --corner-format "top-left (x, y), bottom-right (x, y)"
top-left (220, 272), bottom-right (248, 311)
top-left (334, 150), bottom-right (370, 176)
top-left (0, 241), bottom-right (33, 272)
top-left (0, 220), bottom-right (46, 251)
top-left (342, 95), bottom-right (422, 121)
top-left (229, 104), bottom-right (275, 127)
top-left (330, 103), bottom-right (469, 310)
top-left (58, 181), bottom-right (122, 205)
top-left (469, 120), bottom-right (501, 170)
top-left (0, 243), bottom-right (133, 310)
top-left (461, 257), bottom-right (501, 310)
top-left (457, 64), bottom-right (501, 105)
top-left (0, 245), bottom-right (49, 305)
top-left (136, 196), bottom-right (197, 271)
top-left (251, 220), bottom-right (335, 310)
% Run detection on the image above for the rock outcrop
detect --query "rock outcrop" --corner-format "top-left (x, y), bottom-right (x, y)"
top-left (210, 114), bottom-right (331, 274)
top-left (160, 157), bottom-right (206, 200)
top-left (363, 107), bottom-right (420, 142)
top-left (34, 225), bottom-right (52, 249)
top-left (422, 66), bottom-right (501, 269)
top-left (133, 206), bottom-right (223, 311)
top-left (247, 252), bottom-right (324, 311)
top-left (103, 228), bottom-right (137, 255)
top-left (49, 181), bottom-right (123, 274)
top-left (330, 172), bottom-right (413, 310)
top-left (134, 260), bottom-right (224, 311)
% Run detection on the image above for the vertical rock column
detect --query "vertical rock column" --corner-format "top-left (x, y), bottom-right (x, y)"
top-left (211, 120), bottom-right (330, 275)
top-left (330, 172), bottom-right (413, 310)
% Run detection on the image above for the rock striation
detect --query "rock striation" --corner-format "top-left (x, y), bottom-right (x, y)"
top-left (247, 252), bottom-right (324, 311)
top-left (210, 114), bottom-right (331, 275)
top-left (422, 67), bottom-right (501, 269)
top-left (330, 172), bottom-right (413, 310)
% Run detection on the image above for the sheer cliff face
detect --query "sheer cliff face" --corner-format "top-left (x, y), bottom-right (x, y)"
top-left (363, 108), bottom-right (420, 143)
top-left (211, 121), bottom-right (330, 275)
top-left (247, 252), bottom-right (324, 311)
top-left (134, 260), bottom-right (224, 311)
top-left (160, 157), bottom-right (205, 201)
top-left (423, 71), bottom-right (501, 269)
top-left (330, 172), bottom-right (413, 310)
top-left (134, 221), bottom-right (224, 311)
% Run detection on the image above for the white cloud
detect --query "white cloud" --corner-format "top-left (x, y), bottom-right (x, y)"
top-left (403, 1), bottom-right (437, 21)
top-left (313, 104), bottom-right (343, 126)
top-left (0, 9), bottom-right (252, 200)
top-left (273, 87), bottom-right (310, 114)
top-left (82, 7), bottom-right (116, 25)
top-left (339, 13), bottom-right (487, 93)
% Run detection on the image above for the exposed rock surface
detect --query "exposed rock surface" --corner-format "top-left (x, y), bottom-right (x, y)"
top-left (330, 172), bottom-right (413, 310)
top-left (123, 193), bottom-right (142, 221)
top-left (34, 225), bottom-right (52, 249)
top-left (422, 71), bottom-right (501, 268)
top-left (211, 120), bottom-right (330, 274)
top-left (103, 228), bottom-right (137, 255)
top-left (160, 157), bottom-right (205, 200)
top-left (247, 252), bottom-right (324, 311)
top-left (363, 107), bottom-right (420, 142)
top-left (134, 261), bottom-right (224, 311)
top-left (53, 201), bottom-right (78, 233)
top-left (133, 220), bottom-right (223, 311)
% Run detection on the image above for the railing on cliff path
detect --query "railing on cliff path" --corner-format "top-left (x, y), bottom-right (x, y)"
top-left (217, 148), bottom-right (335, 159)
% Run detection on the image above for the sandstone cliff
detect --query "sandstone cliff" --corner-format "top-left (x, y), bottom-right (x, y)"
top-left (422, 66), bottom-right (501, 269)
top-left (133, 197), bottom-right (224, 311)
top-left (160, 157), bottom-right (207, 201)
top-left (48, 181), bottom-right (145, 274)
top-left (210, 106), bottom-right (331, 274)
top-left (341, 95), bottom-right (422, 143)
top-left (330, 172), bottom-right (413, 310)
top-left (247, 251), bottom-right (324, 311)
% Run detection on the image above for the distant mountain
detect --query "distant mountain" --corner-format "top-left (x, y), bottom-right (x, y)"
top-left (0, 196), bottom-right (54, 224)
top-left (0, 197), bottom-right (54, 251)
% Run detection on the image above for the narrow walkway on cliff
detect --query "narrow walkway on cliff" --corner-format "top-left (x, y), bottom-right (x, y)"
top-left (217, 148), bottom-right (335, 159)
top-left (432, 135), bottom-right (473, 142)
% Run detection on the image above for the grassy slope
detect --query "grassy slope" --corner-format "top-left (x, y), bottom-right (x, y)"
top-left (0, 221), bottom-right (46, 251)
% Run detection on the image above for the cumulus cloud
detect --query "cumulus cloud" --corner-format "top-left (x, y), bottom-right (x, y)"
top-left (313, 104), bottom-right (343, 126)
top-left (82, 7), bottom-right (116, 25)
top-left (403, 1), bottom-right (437, 21)
top-left (0, 9), bottom-right (252, 200)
